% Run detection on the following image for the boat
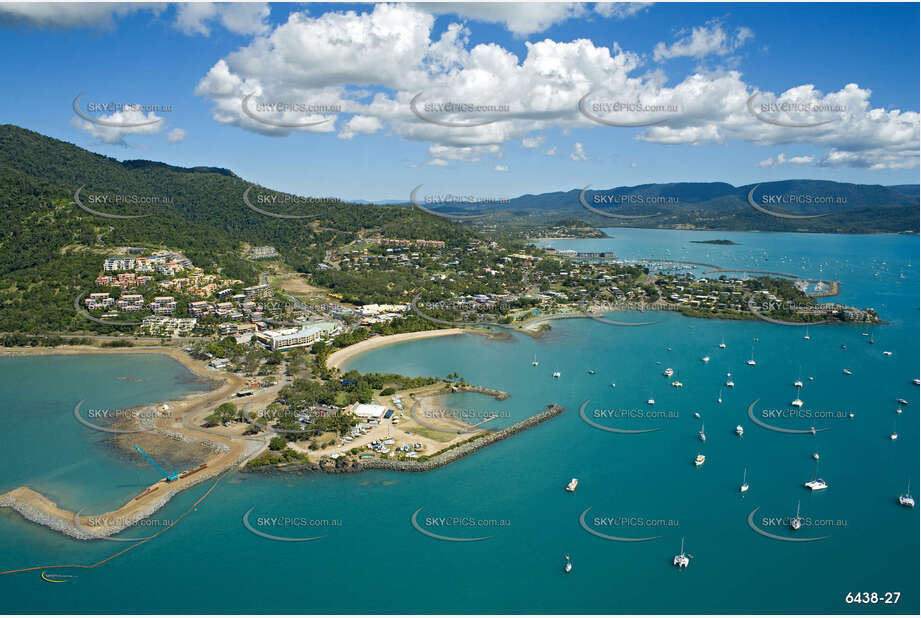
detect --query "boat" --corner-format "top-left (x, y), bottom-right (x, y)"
top-left (663, 367), bottom-right (674, 377)
top-left (647, 398), bottom-right (655, 405)
top-left (842, 369), bottom-right (852, 375)
top-left (790, 501), bottom-right (802, 531)
top-left (813, 453), bottom-right (820, 460)
top-left (673, 537), bottom-right (690, 569)
top-left (610, 383), bottom-right (616, 388)
top-left (694, 454), bottom-right (706, 466)
top-left (808, 376), bottom-right (815, 381)
top-left (740, 468), bottom-right (749, 492)
top-left (735, 425), bottom-right (744, 437)
top-left (719, 338), bottom-right (726, 349)
top-left (694, 412), bottom-right (701, 419)
top-left (717, 389), bottom-right (722, 404)
top-left (840, 344), bottom-right (847, 350)
top-left (803, 327), bottom-right (810, 340)
top-left (899, 482), bottom-right (915, 508)
top-left (897, 398), bottom-right (908, 405)
top-left (897, 408), bottom-right (902, 414)
top-left (726, 380), bottom-right (735, 388)
top-left (566, 478), bottom-right (579, 492)
top-left (794, 379), bottom-right (803, 388)
top-left (564, 555), bottom-right (573, 573)
top-left (701, 356), bottom-right (710, 363)
top-left (531, 355), bottom-right (539, 367)
top-left (883, 351), bottom-right (893, 356)
top-left (588, 369), bottom-right (596, 375)
top-left (890, 421), bottom-right (898, 441)
top-left (698, 423), bottom-right (706, 442)
top-left (805, 478), bottom-right (828, 490)
top-left (552, 370), bottom-right (561, 378)
top-left (913, 379), bottom-right (920, 386)
top-left (791, 387), bottom-right (804, 408)
top-left (672, 381), bottom-right (683, 388)
top-left (747, 345), bottom-right (756, 366)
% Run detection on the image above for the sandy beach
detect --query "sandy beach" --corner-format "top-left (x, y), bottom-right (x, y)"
top-left (325, 328), bottom-right (472, 370)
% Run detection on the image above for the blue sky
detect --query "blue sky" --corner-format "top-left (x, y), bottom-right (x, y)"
top-left (0, 2), bottom-right (918, 202)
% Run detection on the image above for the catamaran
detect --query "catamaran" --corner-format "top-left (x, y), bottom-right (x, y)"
top-left (735, 425), bottom-right (744, 437)
top-left (726, 379), bottom-right (735, 388)
top-left (564, 555), bottom-right (573, 573)
top-left (719, 338), bottom-right (726, 349)
top-left (694, 454), bottom-right (706, 466)
top-left (899, 482), bottom-right (915, 508)
top-left (740, 468), bottom-right (749, 493)
top-left (552, 370), bottom-right (561, 378)
top-left (566, 478), bottom-right (579, 492)
top-left (747, 345), bottom-right (756, 366)
top-left (803, 327), bottom-right (811, 340)
top-left (698, 422), bottom-right (706, 442)
top-left (663, 367), bottom-right (674, 377)
top-left (804, 463), bottom-right (828, 490)
top-left (791, 387), bottom-right (804, 408)
top-left (531, 355), bottom-right (539, 367)
top-left (673, 537), bottom-right (690, 569)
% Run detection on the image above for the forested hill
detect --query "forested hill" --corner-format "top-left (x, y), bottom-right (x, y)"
top-left (0, 124), bottom-right (478, 332)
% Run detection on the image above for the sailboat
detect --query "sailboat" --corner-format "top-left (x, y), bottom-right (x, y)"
top-left (719, 337), bottom-right (726, 349)
top-left (673, 537), bottom-right (690, 568)
top-left (740, 468), bottom-right (749, 493)
top-left (552, 368), bottom-right (561, 378)
top-left (531, 354), bottom-right (539, 367)
top-left (890, 420), bottom-right (898, 441)
top-left (794, 365), bottom-right (803, 388)
top-left (747, 345), bottom-right (756, 366)
top-left (790, 501), bottom-right (802, 531)
top-left (564, 555), bottom-right (573, 573)
top-left (735, 424), bottom-right (744, 437)
top-left (717, 388), bottom-right (723, 404)
top-left (698, 422), bottom-right (706, 442)
top-left (803, 327), bottom-right (811, 340)
top-left (804, 461), bottom-right (828, 490)
top-left (791, 387), bottom-right (804, 408)
top-left (899, 481), bottom-right (915, 508)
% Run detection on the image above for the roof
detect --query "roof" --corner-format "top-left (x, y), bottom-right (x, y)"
top-left (353, 403), bottom-right (388, 419)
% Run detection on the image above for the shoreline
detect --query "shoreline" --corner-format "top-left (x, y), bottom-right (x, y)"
top-left (325, 328), bottom-right (475, 370)
top-left (0, 344), bottom-right (259, 540)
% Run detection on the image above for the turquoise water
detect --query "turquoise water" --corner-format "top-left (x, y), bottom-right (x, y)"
top-left (0, 230), bottom-right (917, 613)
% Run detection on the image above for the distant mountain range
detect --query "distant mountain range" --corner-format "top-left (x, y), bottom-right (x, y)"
top-left (391, 180), bottom-right (919, 234)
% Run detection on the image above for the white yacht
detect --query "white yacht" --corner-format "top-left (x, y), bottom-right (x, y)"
top-left (735, 425), bottom-right (744, 437)
top-left (803, 328), bottom-right (811, 340)
top-left (883, 351), bottom-right (893, 356)
top-left (717, 389), bottom-right (723, 404)
top-left (531, 355), bottom-right (539, 367)
top-left (740, 468), bottom-right (749, 493)
top-left (719, 338), bottom-right (726, 349)
top-left (698, 423), bottom-right (706, 442)
top-left (694, 454), bottom-right (706, 466)
top-left (899, 482), bottom-right (915, 508)
top-left (790, 501), bottom-right (802, 531)
top-left (564, 555), bottom-right (573, 573)
top-left (694, 412), bottom-right (701, 419)
top-left (552, 370), bottom-right (561, 378)
top-left (747, 346), bottom-right (756, 366)
top-left (805, 478), bottom-right (828, 491)
top-left (842, 369), bottom-right (852, 375)
top-left (672, 381), bottom-right (683, 388)
top-left (701, 356), bottom-right (710, 363)
top-left (791, 387), bottom-right (804, 408)
top-left (913, 378), bottom-right (920, 386)
top-left (663, 367), bottom-right (674, 377)
top-left (673, 538), bottom-right (690, 569)
top-left (813, 453), bottom-right (820, 461)
top-left (794, 379), bottom-right (804, 388)
top-left (647, 398), bottom-right (655, 405)
top-left (726, 380), bottom-right (735, 388)
top-left (897, 408), bottom-right (902, 414)
top-left (890, 421), bottom-right (898, 440)
top-left (565, 478), bottom-right (579, 492)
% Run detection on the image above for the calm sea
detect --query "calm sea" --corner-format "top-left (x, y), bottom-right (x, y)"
top-left (0, 229), bottom-right (917, 614)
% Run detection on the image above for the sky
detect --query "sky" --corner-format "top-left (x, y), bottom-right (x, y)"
top-left (0, 2), bottom-right (918, 202)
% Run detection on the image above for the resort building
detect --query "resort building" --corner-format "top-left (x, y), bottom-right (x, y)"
top-left (352, 403), bottom-right (388, 421)
top-left (254, 321), bottom-right (340, 351)
top-left (249, 246), bottom-right (279, 259)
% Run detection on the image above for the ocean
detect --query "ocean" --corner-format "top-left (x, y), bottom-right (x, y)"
top-left (0, 229), bottom-right (917, 614)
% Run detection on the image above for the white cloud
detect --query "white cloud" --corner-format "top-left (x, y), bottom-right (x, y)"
top-left (415, 2), bottom-right (585, 36)
top-left (0, 2), bottom-right (163, 29)
top-left (70, 108), bottom-right (165, 146)
top-left (757, 152), bottom-right (814, 167)
top-left (522, 135), bottom-right (545, 149)
top-left (494, 164), bottom-right (509, 172)
top-left (174, 2), bottom-right (270, 36)
top-left (426, 158), bottom-right (449, 167)
top-left (570, 142), bottom-right (588, 161)
top-left (653, 21), bottom-right (753, 62)
top-left (594, 3), bottom-right (652, 20)
top-left (339, 115), bottom-right (383, 140)
top-left (191, 3), bottom-right (918, 170)
top-left (167, 128), bottom-right (188, 143)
